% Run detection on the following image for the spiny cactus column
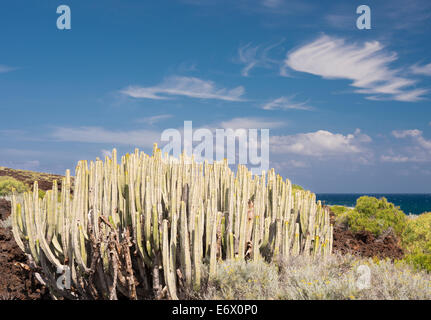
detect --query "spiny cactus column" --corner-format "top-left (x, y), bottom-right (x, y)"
top-left (12, 144), bottom-right (333, 300)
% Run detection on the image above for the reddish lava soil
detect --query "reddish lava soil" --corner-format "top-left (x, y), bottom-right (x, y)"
top-left (0, 199), bottom-right (10, 221)
top-left (0, 199), bottom-right (48, 299)
top-left (332, 226), bottom-right (404, 260)
top-left (0, 168), bottom-right (69, 300)
top-left (329, 209), bottom-right (404, 260)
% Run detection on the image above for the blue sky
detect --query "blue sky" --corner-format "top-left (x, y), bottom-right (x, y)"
top-left (1, 0), bottom-right (431, 193)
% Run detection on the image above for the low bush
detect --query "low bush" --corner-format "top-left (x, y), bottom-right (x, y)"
top-left (405, 253), bottom-right (431, 273)
top-left (292, 184), bottom-right (304, 192)
top-left (402, 212), bottom-right (431, 272)
top-left (347, 196), bottom-right (407, 237)
top-left (331, 205), bottom-right (350, 216)
top-left (330, 205), bottom-right (352, 227)
top-left (0, 177), bottom-right (29, 196)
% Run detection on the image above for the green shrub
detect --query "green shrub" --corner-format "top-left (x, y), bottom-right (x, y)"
top-left (347, 196), bottom-right (407, 237)
top-left (331, 205), bottom-right (349, 216)
top-left (402, 212), bottom-right (431, 272)
top-left (292, 184), bottom-right (304, 192)
top-left (38, 189), bottom-right (46, 199)
top-left (405, 253), bottom-right (431, 273)
top-left (330, 205), bottom-right (353, 226)
top-left (0, 176), bottom-right (29, 196)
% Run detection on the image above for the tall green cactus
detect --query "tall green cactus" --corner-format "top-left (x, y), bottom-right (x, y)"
top-left (11, 145), bottom-right (333, 300)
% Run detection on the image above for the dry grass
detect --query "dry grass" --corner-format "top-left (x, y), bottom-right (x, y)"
top-left (0, 215), bottom-right (12, 229)
top-left (201, 259), bottom-right (279, 300)
top-left (199, 254), bottom-right (431, 300)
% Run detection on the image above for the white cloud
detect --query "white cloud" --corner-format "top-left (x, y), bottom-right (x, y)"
top-left (384, 129), bottom-right (431, 163)
top-left (238, 44), bottom-right (259, 77)
top-left (101, 149), bottom-right (113, 158)
top-left (282, 159), bottom-right (308, 168)
top-left (0, 148), bottom-right (45, 159)
top-left (391, 89), bottom-right (430, 102)
top-left (283, 35), bottom-right (428, 102)
top-left (380, 155), bottom-right (411, 163)
top-left (52, 127), bottom-right (161, 148)
top-left (136, 114), bottom-right (173, 125)
top-left (262, 96), bottom-right (313, 111)
top-left (270, 128), bottom-right (371, 156)
top-left (324, 14), bottom-right (353, 29)
top-left (392, 129), bottom-right (431, 151)
top-left (0, 65), bottom-right (15, 73)
top-left (218, 117), bottom-right (283, 130)
top-left (121, 76), bottom-right (245, 101)
top-left (392, 129), bottom-right (422, 138)
top-left (410, 63), bottom-right (431, 76)
top-left (0, 160), bottom-right (40, 170)
top-left (261, 0), bottom-right (283, 8)
top-left (238, 40), bottom-right (283, 76)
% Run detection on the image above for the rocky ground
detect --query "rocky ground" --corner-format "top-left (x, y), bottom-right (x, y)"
top-left (0, 198), bottom-right (49, 299)
top-left (0, 168), bottom-right (60, 300)
top-left (329, 210), bottom-right (404, 260)
top-left (332, 226), bottom-right (404, 260)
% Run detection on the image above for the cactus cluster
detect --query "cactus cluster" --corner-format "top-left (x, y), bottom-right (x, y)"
top-left (11, 145), bottom-right (333, 300)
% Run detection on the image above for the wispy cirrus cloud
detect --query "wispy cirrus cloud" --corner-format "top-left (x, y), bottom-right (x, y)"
top-left (121, 76), bottom-right (245, 102)
top-left (261, 0), bottom-right (283, 8)
top-left (380, 155), bottom-right (412, 163)
top-left (51, 117), bottom-right (281, 150)
top-left (410, 63), bottom-right (431, 76)
top-left (238, 40), bottom-right (283, 76)
top-left (136, 114), bottom-right (173, 125)
top-left (262, 96), bottom-right (313, 111)
top-left (0, 160), bottom-right (40, 170)
top-left (0, 65), bottom-right (16, 73)
top-left (218, 117), bottom-right (283, 130)
top-left (324, 14), bottom-right (354, 29)
top-left (392, 129), bottom-right (422, 138)
top-left (282, 35), bottom-right (428, 102)
top-left (52, 127), bottom-right (161, 148)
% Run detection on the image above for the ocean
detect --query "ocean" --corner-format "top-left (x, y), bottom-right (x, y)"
top-left (315, 194), bottom-right (431, 215)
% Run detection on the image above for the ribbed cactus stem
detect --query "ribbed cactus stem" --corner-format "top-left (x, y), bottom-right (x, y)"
top-left (179, 201), bottom-right (192, 288)
top-left (162, 219), bottom-right (178, 300)
top-left (10, 147), bottom-right (332, 300)
top-left (292, 223), bottom-right (300, 256)
top-left (192, 215), bottom-right (201, 291)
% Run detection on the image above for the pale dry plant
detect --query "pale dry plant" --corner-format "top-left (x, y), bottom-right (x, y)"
top-left (278, 254), bottom-right (359, 300)
top-left (356, 259), bottom-right (431, 300)
top-left (203, 259), bottom-right (279, 300)
top-left (201, 254), bottom-right (431, 300)
top-left (0, 215), bottom-right (12, 229)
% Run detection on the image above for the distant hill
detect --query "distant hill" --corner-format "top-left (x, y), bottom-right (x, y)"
top-left (0, 167), bottom-right (65, 192)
